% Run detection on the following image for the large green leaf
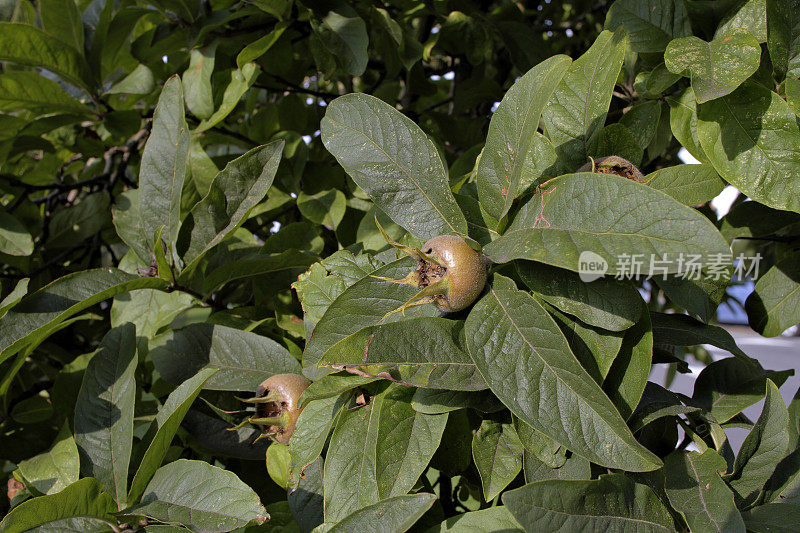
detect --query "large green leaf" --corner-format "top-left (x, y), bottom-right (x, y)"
top-left (602, 305), bottom-right (652, 420)
top-left (485, 173), bottom-right (730, 275)
top-left (516, 260), bottom-right (642, 331)
top-left (127, 459), bottom-right (267, 531)
top-left (128, 367), bottom-right (217, 503)
top-left (17, 423), bottom-right (79, 496)
top-left (604, 0), bottom-right (691, 52)
top-left (730, 380), bottom-right (791, 507)
top-left (179, 140), bottom-right (284, 271)
top-left (202, 249), bottom-right (318, 292)
top-left (0, 71), bottom-right (91, 116)
top-left (693, 358), bottom-right (792, 424)
top-left (74, 324), bottom-right (137, 510)
top-left (665, 449), bottom-right (745, 533)
top-left (0, 268), bottom-right (168, 364)
top-left (472, 419), bottom-right (524, 501)
top-left (310, 5), bottom-right (368, 76)
top-left (150, 323), bottom-right (300, 391)
top-left (767, 0), bottom-right (800, 80)
top-left (643, 164), bottom-right (726, 206)
top-left (323, 397), bottom-right (380, 522)
top-left (321, 93), bottom-right (467, 240)
top-left (319, 318), bottom-right (485, 390)
top-left (476, 55), bottom-right (571, 219)
top-left (743, 503), bottom-right (800, 533)
top-left (303, 257), bottom-right (440, 377)
top-left (138, 76), bottom-right (190, 254)
top-left (0, 22), bottom-right (93, 90)
top-left (651, 312), bottom-right (753, 362)
top-left (697, 81), bottom-right (800, 214)
top-left (316, 493), bottom-right (436, 533)
top-left (665, 29), bottom-right (761, 103)
top-left (0, 478), bottom-right (116, 533)
top-left (542, 30), bottom-right (627, 170)
top-left (0, 210), bottom-right (34, 256)
top-left (464, 275), bottom-right (661, 472)
top-left (746, 259), bottom-right (800, 337)
top-left (376, 385), bottom-right (447, 498)
top-left (425, 506), bottom-right (522, 532)
top-left (39, 0), bottom-right (84, 52)
top-left (502, 474), bottom-right (675, 532)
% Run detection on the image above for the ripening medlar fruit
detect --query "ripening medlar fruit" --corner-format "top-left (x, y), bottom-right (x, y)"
top-left (578, 155), bottom-right (645, 182)
top-left (233, 373), bottom-right (310, 445)
top-left (372, 218), bottom-right (488, 315)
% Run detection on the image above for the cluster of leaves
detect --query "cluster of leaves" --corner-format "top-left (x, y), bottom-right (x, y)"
top-left (1, 0), bottom-right (800, 531)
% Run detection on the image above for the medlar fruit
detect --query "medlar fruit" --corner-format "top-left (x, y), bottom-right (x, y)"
top-left (233, 373), bottom-right (310, 445)
top-left (372, 219), bottom-right (488, 315)
top-left (578, 155), bottom-right (645, 182)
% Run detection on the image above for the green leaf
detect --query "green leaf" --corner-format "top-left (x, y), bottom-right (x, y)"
top-left (196, 62), bottom-right (259, 132)
top-left (0, 210), bottom-right (33, 256)
top-left (323, 398), bottom-right (380, 522)
top-left (0, 478), bottom-right (115, 533)
top-left (39, 0), bottom-right (84, 52)
top-left (149, 323), bottom-right (300, 391)
top-left (643, 164), bottom-right (726, 206)
top-left (74, 324), bottom-right (137, 510)
top-left (697, 81), bottom-right (800, 214)
top-left (720, 201), bottom-right (800, 242)
top-left (182, 45), bottom-right (216, 120)
top-left (376, 385), bottom-right (447, 498)
top-left (237, 21), bottom-right (288, 69)
top-left (321, 93), bottom-right (467, 241)
top-left (0, 22), bottom-right (93, 90)
top-left (503, 474), bottom-right (675, 532)
top-left (411, 388), bottom-right (505, 415)
top-left (693, 358), bottom-right (791, 424)
top-left (465, 275), bottom-right (661, 472)
top-left (127, 367), bottom-right (217, 503)
top-left (716, 0), bottom-right (767, 42)
top-left (476, 54), bottom-right (571, 219)
top-left (516, 260), bottom-right (643, 331)
top-left (664, 449), bottom-right (745, 533)
top-left (425, 506), bottom-right (522, 532)
top-left (766, 0), bottom-right (798, 80)
top-left (316, 493), bottom-right (436, 533)
top-left (730, 380), bottom-right (791, 507)
top-left (591, 123), bottom-right (644, 167)
top-left (11, 394), bottom-right (53, 423)
top-left (106, 64), bottom-right (155, 95)
top-left (515, 417), bottom-right (567, 469)
top-left (289, 455), bottom-right (324, 531)
top-left (604, 0), bottom-right (692, 52)
top-left (651, 312), bottom-right (753, 362)
top-left (202, 249), bottom-right (318, 292)
top-left (0, 268), bottom-right (168, 364)
top-left (319, 318), bottom-right (486, 390)
top-left (179, 140), bottom-right (284, 271)
top-left (310, 5), bottom-right (368, 76)
top-left (746, 259), bottom-right (800, 337)
top-left (665, 29), bottom-right (761, 103)
top-left (298, 189), bottom-right (347, 229)
top-left (619, 101), bottom-right (662, 149)
top-left (290, 394), bottom-right (346, 483)
top-left (547, 305), bottom-right (623, 384)
top-left (47, 193), bottom-right (110, 249)
top-left (139, 76), bottom-right (190, 254)
top-left (0, 71), bottom-right (91, 115)
top-left (266, 442), bottom-right (291, 488)
top-left (523, 450), bottom-right (591, 483)
top-left (127, 459), bottom-right (267, 531)
top-left (0, 278), bottom-right (28, 317)
top-left (602, 306), bottom-right (652, 419)
top-left (630, 382), bottom-right (700, 432)
top-left (667, 87), bottom-right (709, 163)
top-left (743, 503), bottom-right (800, 532)
top-left (542, 30), bottom-right (627, 170)
top-left (485, 173), bottom-right (730, 275)
top-left (17, 423), bottom-right (79, 495)
top-left (472, 419), bottom-right (524, 501)
top-left (302, 257), bottom-right (440, 377)
top-left (300, 373), bottom-right (376, 405)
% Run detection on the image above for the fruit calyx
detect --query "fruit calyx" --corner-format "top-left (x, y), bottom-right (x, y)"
top-left (231, 373), bottom-right (310, 445)
top-left (579, 155), bottom-right (645, 182)
top-left (372, 218), bottom-right (488, 316)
